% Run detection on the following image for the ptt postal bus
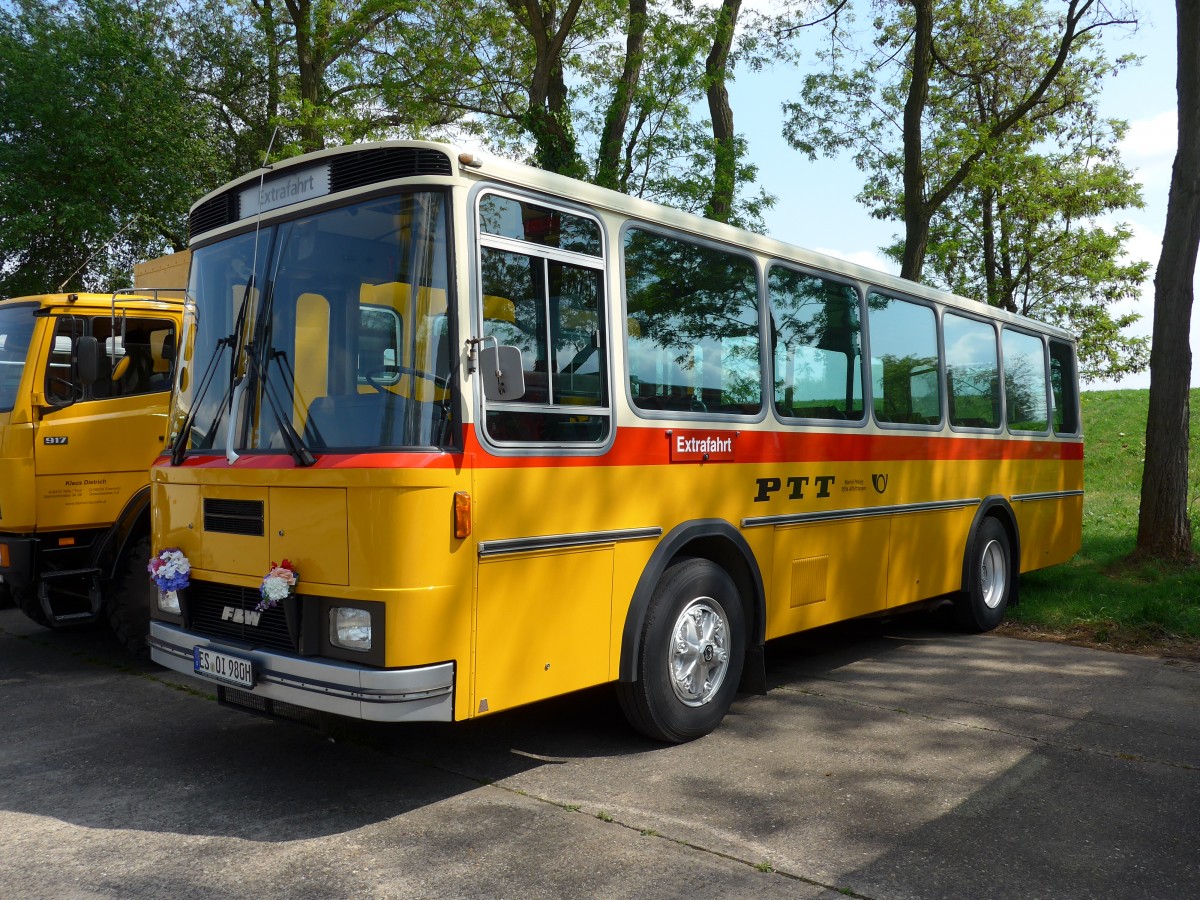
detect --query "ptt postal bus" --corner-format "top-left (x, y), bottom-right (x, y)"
top-left (148, 140), bottom-right (1082, 742)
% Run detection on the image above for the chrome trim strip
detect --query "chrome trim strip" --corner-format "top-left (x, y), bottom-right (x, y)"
top-left (149, 623), bottom-right (455, 723)
top-left (741, 498), bottom-right (981, 529)
top-left (1011, 489), bottom-right (1085, 502)
top-left (478, 526), bottom-right (663, 558)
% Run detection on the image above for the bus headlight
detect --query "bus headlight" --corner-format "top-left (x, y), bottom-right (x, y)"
top-left (330, 606), bottom-right (372, 651)
top-left (158, 589), bottom-right (181, 615)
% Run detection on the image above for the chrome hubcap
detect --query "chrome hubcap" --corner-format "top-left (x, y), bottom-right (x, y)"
top-left (980, 538), bottom-right (1008, 609)
top-left (669, 597), bottom-right (731, 707)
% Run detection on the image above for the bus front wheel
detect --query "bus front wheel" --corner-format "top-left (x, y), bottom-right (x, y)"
top-left (618, 558), bottom-right (745, 743)
top-left (954, 517), bottom-right (1013, 633)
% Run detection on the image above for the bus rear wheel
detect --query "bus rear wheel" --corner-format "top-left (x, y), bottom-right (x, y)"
top-left (618, 558), bottom-right (745, 743)
top-left (954, 517), bottom-right (1012, 633)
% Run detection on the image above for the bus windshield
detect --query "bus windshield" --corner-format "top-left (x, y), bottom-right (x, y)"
top-left (0, 304), bottom-right (37, 413)
top-left (179, 192), bottom-right (454, 455)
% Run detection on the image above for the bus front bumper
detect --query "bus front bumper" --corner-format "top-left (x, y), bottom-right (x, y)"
top-left (149, 621), bottom-right (455, 723)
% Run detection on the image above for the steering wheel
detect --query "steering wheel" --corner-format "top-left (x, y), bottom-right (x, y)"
top-left (362, 365), bottom-right (452, 392)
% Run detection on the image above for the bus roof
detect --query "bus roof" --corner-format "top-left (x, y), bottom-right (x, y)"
top-left (189, 139), bottom-right (1076, 342)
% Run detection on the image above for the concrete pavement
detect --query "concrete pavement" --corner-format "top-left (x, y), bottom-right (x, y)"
top-left (1, 606), bottom-right (1196, 899)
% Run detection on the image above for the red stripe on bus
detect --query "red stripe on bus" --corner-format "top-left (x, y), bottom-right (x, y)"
top-left (162, 428), bottom-right (1082, 470)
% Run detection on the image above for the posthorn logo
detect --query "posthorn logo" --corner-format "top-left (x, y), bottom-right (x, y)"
top-left (872, 473), bottom-right (889, 494)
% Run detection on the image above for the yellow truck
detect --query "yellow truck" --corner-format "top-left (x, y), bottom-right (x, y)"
top-left (0, 259), bottom-right (185, 653)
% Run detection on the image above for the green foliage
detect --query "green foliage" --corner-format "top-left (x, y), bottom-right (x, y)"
top-left (1015, 389), bottom-right (1200, 645)
top-left (783, 0), bottom-right (1146, 378)
top-left (0, 0), bottom-right (221, 294)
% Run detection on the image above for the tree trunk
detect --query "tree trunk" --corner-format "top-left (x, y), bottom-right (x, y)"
top-left (899, 0), bottom-right (934, 280)
top-left (704, 0), bottom-right (741, 223)
top-left (596, 0), bottom-right (647, 191)
top-left (511, 0), bottom-right (585, 177)
top-left (1135, 0), bottom-right (1200, 562)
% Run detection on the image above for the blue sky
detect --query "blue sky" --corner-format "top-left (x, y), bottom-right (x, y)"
top-left (728, 1), bottom-right (1182, 390)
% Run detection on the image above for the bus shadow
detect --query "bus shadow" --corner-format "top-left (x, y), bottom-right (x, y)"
top-left (0, 603), bottom-right (975, 845)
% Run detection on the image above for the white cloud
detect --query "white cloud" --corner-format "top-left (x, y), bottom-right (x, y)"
top-left (812, 247), bottom-right (898, 275)
top-left (1120, 110), bottom-right (1177, 193)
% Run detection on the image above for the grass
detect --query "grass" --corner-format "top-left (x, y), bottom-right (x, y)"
top-left (1005, 388), bottom-right (1200, 657)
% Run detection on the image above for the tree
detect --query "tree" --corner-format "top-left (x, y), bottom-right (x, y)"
top-left (891, 112), bottom-right (1150, 380)
top-left (0, 0), bottom-right (219, 295)
top-left (783, 0), bottom-right (1143, 371)
top-left (1135, 0), bottom-right (1200, 562)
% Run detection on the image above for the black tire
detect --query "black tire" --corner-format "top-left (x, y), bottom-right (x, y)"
top-left (13, 584), bottom-right (50, 628)
top-left (0, 582), bottom-right (12, 609)
top-left (954, 517), bottom-right (1013, 633)
top-left (617, 558), bottom-right (746, 743)
top-left (107, 536), bottom-right (155, 657)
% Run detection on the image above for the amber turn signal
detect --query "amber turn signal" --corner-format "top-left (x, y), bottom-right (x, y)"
top-left (454, 491), bottom-right (472, 539)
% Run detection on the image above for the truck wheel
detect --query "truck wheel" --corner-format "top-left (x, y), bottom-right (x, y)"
top-left (0, 582), bottom-right (12, 609)
top-left (617, 558), bottom-right (745, 743)
top-left (107, 536), bottom-right (155, 657)
top-left (954, 517), bottom-right (1013, 633)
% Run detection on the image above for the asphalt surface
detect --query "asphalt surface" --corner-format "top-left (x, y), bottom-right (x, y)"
top-left (1, 604), bottom-right (1197, 900)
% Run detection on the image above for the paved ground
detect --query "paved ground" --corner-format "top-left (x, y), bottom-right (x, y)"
top-left (1, 604), bottom-right (1197, 900)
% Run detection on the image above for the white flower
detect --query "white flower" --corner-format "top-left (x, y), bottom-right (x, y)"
top-left (262, 576), bottom-right (292, 603)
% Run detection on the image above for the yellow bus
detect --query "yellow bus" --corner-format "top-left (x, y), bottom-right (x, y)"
top-left (148, 141), bottom-right (1082, 742)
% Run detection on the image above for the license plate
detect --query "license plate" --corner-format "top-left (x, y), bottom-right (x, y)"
top-left (193, 645), bottom-right (255, 689)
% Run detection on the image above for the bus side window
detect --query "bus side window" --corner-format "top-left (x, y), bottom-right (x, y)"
top-left (476, 193), bottom-right (609, 446)
top-left (768, 265), bottom-right (863, 422)
top-left (944, 313), bottom-right (1000, 429)
top-left (624, 227), bottom-right (761, 416)
top-left (1003, 329), bottom-right (1050, 432)
top-left (867, 292), bottom-right (942, 426)
top-left (1049, 339), bottom-right (1079, 435)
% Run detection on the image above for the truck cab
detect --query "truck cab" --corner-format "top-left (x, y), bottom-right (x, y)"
top-left (0, 289), bottom-right (183, 651)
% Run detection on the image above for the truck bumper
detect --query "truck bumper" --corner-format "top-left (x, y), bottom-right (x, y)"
top-left (149, 621), bottom-right (455, 723)
top-left (0, 535), bottom-right (35, 593)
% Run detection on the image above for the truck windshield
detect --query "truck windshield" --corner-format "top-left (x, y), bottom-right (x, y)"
top-left (177, 192), bottom-right (455, 454)
top-left (0, 304), bottom-right (37, 413)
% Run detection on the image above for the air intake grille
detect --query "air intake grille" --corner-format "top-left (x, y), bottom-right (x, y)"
top-left (203, 498), bottom-right (264, 536)
top-left (329, 147), bottom-right (452, 192)
top-left (187, 146), bottom-right (454, 240)
top-left (187, 580), bottom-right (295, 652)
top-left (188, 193), bottom-right (237, 241)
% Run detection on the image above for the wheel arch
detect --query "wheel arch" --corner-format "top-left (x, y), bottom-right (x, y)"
top-left (962, 496), bottom-right (1021, 607)
top-left (619, 518), bottom-right (765, 683)
top-left (91, 486), bottom-right (152, 581)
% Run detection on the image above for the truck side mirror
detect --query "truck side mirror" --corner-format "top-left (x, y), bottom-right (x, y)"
top-left (76, 335), bottom-right (99, 387)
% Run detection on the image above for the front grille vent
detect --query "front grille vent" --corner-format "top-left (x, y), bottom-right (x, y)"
top-left (203, 498), bottom-right (264, 536)
top-left (186, 580), bottom-right (294, 652)
top-left (187, 146), bottom-right (454, 240)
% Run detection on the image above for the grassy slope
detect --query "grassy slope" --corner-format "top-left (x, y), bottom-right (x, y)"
top-left (1009, 388), bottom-right (1200, 653)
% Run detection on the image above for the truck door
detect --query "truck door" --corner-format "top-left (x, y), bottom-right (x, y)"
top-left (33, 313), bottom-right (177, 530)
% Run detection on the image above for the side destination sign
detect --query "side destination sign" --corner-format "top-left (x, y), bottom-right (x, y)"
top-left (239, 164), bottom-right (331, 218)
top-left (669, 429), bottom-right (737, 463)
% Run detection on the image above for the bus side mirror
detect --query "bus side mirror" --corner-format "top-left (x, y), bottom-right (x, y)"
top-left (479, 344), bottom-right (525, 401)
top-left (76, 335), bottom-right (99, 387)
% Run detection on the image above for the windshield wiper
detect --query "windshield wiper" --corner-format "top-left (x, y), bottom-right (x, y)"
top-left (169, 335), bottom-right (233, 466)
top-left (242, 340), bottom-right (315, 467)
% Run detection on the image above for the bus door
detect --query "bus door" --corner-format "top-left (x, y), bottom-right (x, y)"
top-left (470, 191), bottom-right (614, 716)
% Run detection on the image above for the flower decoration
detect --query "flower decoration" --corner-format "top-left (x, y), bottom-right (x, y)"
top-left (148, 548), bottom-right (191, 592)
top-left (256, 559), bottom-right (298, 612)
